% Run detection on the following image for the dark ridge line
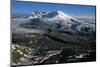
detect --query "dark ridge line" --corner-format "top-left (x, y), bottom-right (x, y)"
top-left (43, 34), bottom-right (80, 45)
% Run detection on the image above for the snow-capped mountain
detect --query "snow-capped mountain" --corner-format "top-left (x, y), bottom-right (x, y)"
top-left (27, 11), bottom-right (95, 33)
top-left (12, 11), bottom-right (96, 65)
top-left (12, 11), bottom-right (95, 34)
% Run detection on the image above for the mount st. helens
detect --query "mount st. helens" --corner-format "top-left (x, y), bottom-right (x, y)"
top-left (12, 11), bottom-right (95, 34)
top-left (11, 11), bottom-right (96, 65)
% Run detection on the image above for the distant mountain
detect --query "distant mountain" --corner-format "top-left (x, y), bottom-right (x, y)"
top-left (28, 11), bottom-right (95, 33)
top-left (12, 11), bottom-right (95, 34)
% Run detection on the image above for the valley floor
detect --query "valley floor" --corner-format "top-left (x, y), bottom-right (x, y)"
top-left (11, 31), bottom-right (96, 66)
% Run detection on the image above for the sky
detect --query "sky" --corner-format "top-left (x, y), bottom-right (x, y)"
top-left (12, 0), bottom-right (96, 16)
